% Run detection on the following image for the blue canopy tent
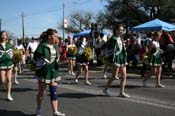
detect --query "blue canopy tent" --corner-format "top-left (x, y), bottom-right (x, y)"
top-left (73, 30), bottom-right (109, 39)
top-left (73, 30), bottom-right (91, 38)
top-left (132, 19), bottom-right (175, 31)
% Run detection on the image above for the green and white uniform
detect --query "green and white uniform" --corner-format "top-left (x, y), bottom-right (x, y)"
top-left (76, 42), bottom-right (89, 65)
top-left (148, 41), bottom-right (164, 66)
top-left (0, 43), bottom-right (14, 69)
top-left (33, 42), bottom-right (61, 83)
top-left (67, 44), bottom-right (76, 60)
top-left (106, 35), bottom-right (127, 67)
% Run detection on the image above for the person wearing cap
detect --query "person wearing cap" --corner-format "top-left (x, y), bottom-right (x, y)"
top-left (127, 34), bottom-right (141, 70)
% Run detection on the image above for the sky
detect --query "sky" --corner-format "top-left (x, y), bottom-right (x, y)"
top-left (0, 0), bottom-right (107, 38)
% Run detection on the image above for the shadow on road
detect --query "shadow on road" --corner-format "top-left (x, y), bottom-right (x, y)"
top-left (0, 110), bottom-right (35, 116)
top-left (99, 84), bottom-right (142, 89)
top-left (58, 92), bottom-right (103, 99)
top-left (0, 88), bottom-right (37, 93)
top-left (18, 76), bottom-right (35, 79)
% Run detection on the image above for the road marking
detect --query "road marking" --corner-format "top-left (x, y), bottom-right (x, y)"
top-left (23, 78), bottom-right (175, 110)
top-left (59, 84), bottom-right (175, 111)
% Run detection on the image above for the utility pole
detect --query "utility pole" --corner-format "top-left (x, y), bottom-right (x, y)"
top-left (0, 18), bottom-right (2, 32)
top-left (126, 0), bottom-right (129, 35)
top-left (22, 12), bottom-right (25, 42)
top-left (63, 2), bottom-right (65, 40)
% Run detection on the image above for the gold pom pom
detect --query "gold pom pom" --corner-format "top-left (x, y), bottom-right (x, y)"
top-left (142, 52), bottom-right (149, 64)
top-left (83, 47), bottom-right (93, 61)
top-left (13, 49), bottom-right (23, 64)
top-left (68, 46), bottom-right (77, 55)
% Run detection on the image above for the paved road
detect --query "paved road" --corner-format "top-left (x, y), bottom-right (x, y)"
top-left (0, 63), bottom-right (175, 116)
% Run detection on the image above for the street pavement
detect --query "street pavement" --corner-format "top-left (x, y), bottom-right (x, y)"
top-left (0, 63), bottom-right (175, 116)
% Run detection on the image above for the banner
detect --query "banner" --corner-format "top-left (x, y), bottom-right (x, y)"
top-left (64, 18), bottom-right (68, 28)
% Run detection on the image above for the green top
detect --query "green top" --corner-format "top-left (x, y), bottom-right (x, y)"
top-left (33, 42), bottom-right (60, 83)
top-left (106, 35), bottom-right (127, 65)
top-left (107, 35), bottom-right (127, 57)
top-left (0, 43), bottom-right (14, 69)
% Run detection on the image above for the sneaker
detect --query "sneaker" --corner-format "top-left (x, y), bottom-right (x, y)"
top-left (102, 89), bottom-right (111, 97)
top-left (68, 70), bottom-right (71, 75)
top-left (14, 80), bottom-right (19, 85)
top-left (53, 111), bottom-right (66, 116)
top-left (103, 74), bottom-right (107, 79)
top-left (118, 93), bottom-right (130, 98)
top-left (36, 108), bottom-right (42, 116)
top-left (19, 71), bottom-right (22, 74)
top-left (7, 95), bottom-right (13, 101)
top-left (85, 81), bottom-right (92, 85)
top-left (71, 72), bottom-right (75, 76)
top-left (156, 84), bottom-right (165, 88)
top-left (75, 79), bottom-right (79, 84)
top-left (115, 76), bottom-right (119, 80)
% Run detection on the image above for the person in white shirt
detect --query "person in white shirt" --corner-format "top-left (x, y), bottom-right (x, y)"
top-left (16, 40), bottom-right (25, 73)
top-left (95, 33), bottom-right (105, 65)
top-left (27, 37), bottom-right (38, 61)
top-left (11, 40), bottom-right (25, 85)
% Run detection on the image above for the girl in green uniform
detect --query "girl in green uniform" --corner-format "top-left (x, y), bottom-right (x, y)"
top-left (143, 31), bottom-right (165, 87)
top-left (103, 24), bottom-right (130, 98)
top-left (0, 31), bottom-right (14, 101)
top-left (75, 37), bottom-right (92, 85)
top-left (66, 36), bottom-right (76, 76)
top-left (34, 29), bottom-right (65, 116)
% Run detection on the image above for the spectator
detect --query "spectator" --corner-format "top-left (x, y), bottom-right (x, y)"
top-left (27, 37), bottom-right (38, 62)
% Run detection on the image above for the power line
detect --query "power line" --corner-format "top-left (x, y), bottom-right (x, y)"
top-left (25, 8), bottom-right (60, 17)
top-left (3, 0), bottom-right (90, 24)
top-left (2, 0), bottom-right (101, 37)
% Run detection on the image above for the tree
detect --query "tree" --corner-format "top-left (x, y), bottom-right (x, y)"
top-left (58, 10), bottom-right (94, 34)
top-left (140, 0), bottom-right (175, 21)
top-left (7, 32), bottom-right (16, 40)
top-left (98, 0), bottom-right (175, 29)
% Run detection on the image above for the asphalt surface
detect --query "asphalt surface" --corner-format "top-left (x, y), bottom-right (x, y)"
top-left (0, 63), bottom-right (175, 116)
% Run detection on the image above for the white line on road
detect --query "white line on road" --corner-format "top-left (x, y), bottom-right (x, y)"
top-left (59, 84), bottom-right (175, 111)
top-left (23, 78), bottom-right (175, 110)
